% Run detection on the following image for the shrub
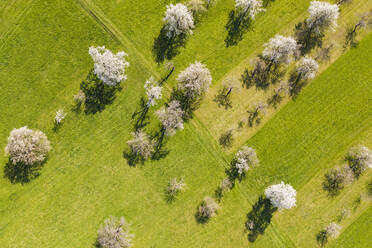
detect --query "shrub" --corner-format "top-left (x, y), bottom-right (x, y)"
top-left (197, 196), bottom-right (220, 221)
top-left (5, 127), bottom-right (51, 166)
top-left (264, 182), bottom-right (296, 210)
top-left (346, 146), bottom-right (372, 178)
top-left (97, 217), bottom-right (133, 248)
top-left (322, 165), bottom-right (354, 196)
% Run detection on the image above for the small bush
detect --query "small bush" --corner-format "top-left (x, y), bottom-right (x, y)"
top-left (216, 177), bottom-right (234, 199)
top-left (325, 222), bottom-right (341, 238)
top-left (5, 127), bottom-right (51, 166)
top-left (97, 217), bottom-right (133, 248)
top-left (166, 178), bottom-right (186, 200)
top-left (54, 109), bottom-right (66, 125)
top-left (197, 196), bottom-right (220, 222)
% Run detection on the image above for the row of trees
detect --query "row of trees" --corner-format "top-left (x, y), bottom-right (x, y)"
top-left (239, 1), bottom-right (339, 128)
top-left (195, 144), bottom-right (297, 232)
top-left (323, 146), bottom-right (372, 196)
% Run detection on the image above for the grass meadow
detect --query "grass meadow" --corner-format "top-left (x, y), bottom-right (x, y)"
top-left (0, 0), bottom-right (371, 247)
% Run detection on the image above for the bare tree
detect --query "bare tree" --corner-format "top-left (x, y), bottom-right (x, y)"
top-left (344, 12), bottom-right (371, 49)
top-left (247, 101), bottom-right (267, 126)
top-left (267, 82), bottom-right (290, 107)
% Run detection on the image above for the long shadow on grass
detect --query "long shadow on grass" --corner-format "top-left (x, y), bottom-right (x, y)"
top-left (3, 160), bottom-right (45, 184)
top-left (225, 10), bottom-right (253, 47)
top-left (245, 196), bottom-right (277, 242)
top-left (80, 70), bottom-right (121, 114)
top-left (131, 97), bottom-right (150, 131)
top-left (152, 26), bottom-right (187, 63)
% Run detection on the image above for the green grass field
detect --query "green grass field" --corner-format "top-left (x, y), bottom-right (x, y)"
top-left (0, 0), bottom-right (371, 247)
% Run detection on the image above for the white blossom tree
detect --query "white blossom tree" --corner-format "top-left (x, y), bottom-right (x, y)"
top-left (126, 130), bottom-right (155, 160)
top-left (296, 56), bottom-right (319, 80)
top-left (262, 35), bottom-right (298, 65)
top-left (97, 217), bottom-right (133, 248)
top-left (144, 77), bottom-right (163, 107)
top-left (89, 46), bottom-right (130, 86)
top-left (163, 3), bottom-right (194, 38)
top-left (234, 146), bottom-right (259, 175)
top-left (307, 1), bottom-right (339, 34)
top-left (177, 61), bottom-right (212, 99)
top-left (156, 100), bottom-right (184, 136)
top-left (265, 182), bottom-right (297, 210)
top-left (5, 127), bottom-right (51, 166)
top-left (235, 0), bottom-right (265, 20)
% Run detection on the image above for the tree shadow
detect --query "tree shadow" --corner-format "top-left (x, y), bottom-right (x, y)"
top-left (316, 230), bottom-right (328, 247)
top-left (213, 86), bottom-right (233, 110)
top-left (122, 150), bottom-right (142, 167)
top-left (152, 26), bottom-right (188, 63)
top-left (294, 21), bottom-right (324, 55)
top-left (288, 71), bottom-right (307, 98)
top-left (3, 160), bottom-right (45, 184)
top-left (241, 58), bottom-right (285, 91)
top-left (267, 93), bottom-right (283, 108)
top-left (170, 88), bottom-right (201, 121)
top-left (225, 10), bottom-right (253, 47)
top-left (80, 70), bottom-right (121, 114)
top-left (263, 0), bottom-right (275, 7)
top-left (245, 196), bottom-right (277, 242)
top-left (159, 66), bottom-right (175, 85)
top-left (219, 130), bottom-right (234, 149)
top-left (151, 127), bottom-right (169, 161)
top-left (131, 97), bottom-right (150, 131)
